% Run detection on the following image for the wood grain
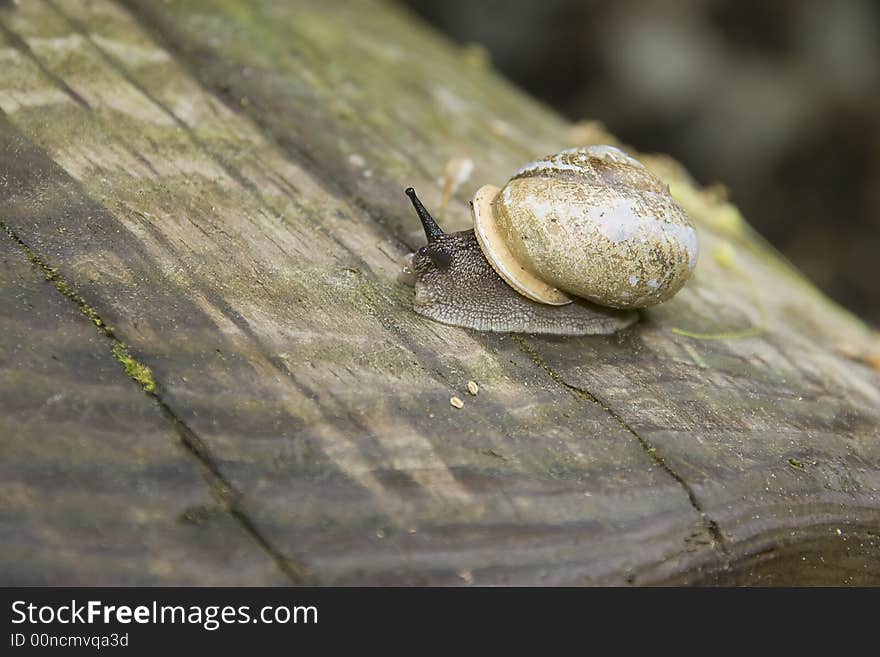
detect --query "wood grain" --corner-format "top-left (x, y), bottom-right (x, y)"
top-left (0, 225), bottom-right (287, 585)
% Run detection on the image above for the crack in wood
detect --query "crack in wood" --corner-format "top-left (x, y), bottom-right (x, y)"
top-left (0, 15), bottom-right (91, 111)
top-left (1, 220), bottom-right (314, 585)
top-left (512, 334), bottom-right (731, 558)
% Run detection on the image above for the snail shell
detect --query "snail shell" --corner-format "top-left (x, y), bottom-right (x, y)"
top-left (472, 145), bottom-right (698, 308)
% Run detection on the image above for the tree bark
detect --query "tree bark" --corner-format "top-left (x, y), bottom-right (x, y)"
top-left (0, 0), bottom-right (878, 585)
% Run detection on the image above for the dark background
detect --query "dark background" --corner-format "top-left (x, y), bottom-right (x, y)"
top-left (400, 0), bottom-right (880, 328)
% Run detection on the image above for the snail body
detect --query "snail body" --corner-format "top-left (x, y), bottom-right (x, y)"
top-left (403, 145), bottom-right (698, 336)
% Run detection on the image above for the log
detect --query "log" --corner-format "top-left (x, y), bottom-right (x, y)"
top-left (0, 0), bottom-right (878, 585)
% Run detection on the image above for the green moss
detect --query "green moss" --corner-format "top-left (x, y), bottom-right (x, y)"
top-left (3, 220), bottom-right (156, 395)
top-left (111, 342), bottom-right (157, 394)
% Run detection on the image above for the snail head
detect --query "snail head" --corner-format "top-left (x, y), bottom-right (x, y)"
top-left (401, 187), bottom-right (482, 301)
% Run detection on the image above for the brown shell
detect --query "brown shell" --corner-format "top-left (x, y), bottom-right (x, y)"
top-left (472, 146), bottom-right (698, 308)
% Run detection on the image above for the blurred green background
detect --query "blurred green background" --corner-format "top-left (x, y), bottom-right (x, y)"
top-left (401, 0), bottom-right (880, 328)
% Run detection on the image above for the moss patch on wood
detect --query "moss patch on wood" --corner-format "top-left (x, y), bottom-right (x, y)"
top-left (2, 220), bottom-right (156, 394)
top-left (111, 342), bottom-right (157, 393)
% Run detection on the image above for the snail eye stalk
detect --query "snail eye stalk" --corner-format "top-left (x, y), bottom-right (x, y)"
top-left (405, 187), bottom-right (444, 242)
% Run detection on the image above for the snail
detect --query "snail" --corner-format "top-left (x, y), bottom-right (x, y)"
top-left (401, 145), bottom-right (699, 336)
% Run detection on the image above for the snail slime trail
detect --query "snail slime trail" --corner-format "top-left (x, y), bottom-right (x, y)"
top-left (401, 146), bottom-right (698, 336)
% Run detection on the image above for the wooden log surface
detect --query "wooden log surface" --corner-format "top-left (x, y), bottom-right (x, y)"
top-left (0, 0), bottom-right (878, 585)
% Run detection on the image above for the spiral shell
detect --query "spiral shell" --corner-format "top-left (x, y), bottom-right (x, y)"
top-left (472, 145), bottom-right (698, 308)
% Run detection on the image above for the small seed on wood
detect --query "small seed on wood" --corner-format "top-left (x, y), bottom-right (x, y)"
top-left (450, 396), bottom-right (464, 409)
top-left (467, 380), bottom-right (479, 396)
